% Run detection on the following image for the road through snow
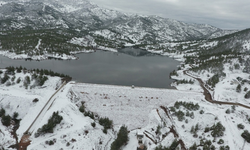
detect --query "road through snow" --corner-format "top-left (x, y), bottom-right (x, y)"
top-left (184, 70), bottom-right (250, 109)
top-left (18, 81), bottom-right (67, 150)
top-left (24, 81), bottom-right (67, 134)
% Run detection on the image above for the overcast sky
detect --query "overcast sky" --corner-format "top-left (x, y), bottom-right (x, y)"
top-left (90, 0), bottom-right (249, 30)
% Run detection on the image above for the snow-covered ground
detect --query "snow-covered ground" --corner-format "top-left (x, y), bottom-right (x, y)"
top-left (175, 60), bottom-right (250, 106)
top-left (0, 50), bottom-right (78, 61)
top-left (171, 69), bottom-right (202, 92)
top-left (70, 83), bottom-right (250, 150)
top-left (169, 98), bottom-right (250, 150)
top-left (1, 67), bottom-right (250, 149)
top-left (71, 83), bottom-right (202, 130)
top-left (212, 62), bottom-right (250, 105)
top-left (0, 71), bottom-right (63, 149)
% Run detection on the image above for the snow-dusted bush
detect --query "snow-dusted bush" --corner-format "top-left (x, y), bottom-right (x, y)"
top-left (1, 73), bottom-right (9, 84)
top-left (91, 122), bottom-right (96, 128)
top-left (245, 91), bottom-right (250, 99)
top-left (207, 74), bottom-right (219, 88)
top-left (1, 115), bottom-right (11, 126)
top-left (155, 139), bottom-right (179, 150)
top-left (210, 122), bottom-right (225, 137)
top-left (174, 101), bottom-right (200, 111)
top-left (35, 111), bottom-right (63, 137)
top-left (241, 130), bottom-right (250, 143)
top-left (0, 108), bottom-right (5, 117)
top-left (110, 125), bottom-right (128, 150)
top-left (175, 110), bottom-right (185, 121)
top-left (99, 117), bottom-right (113, 133)
top-left (79, 105), bottom-right (85, 113)
top-left (236, 84), bottom-right (241, 93)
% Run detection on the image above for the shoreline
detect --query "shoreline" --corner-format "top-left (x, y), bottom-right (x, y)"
top-left (0, 47), bottom-right (182, 61)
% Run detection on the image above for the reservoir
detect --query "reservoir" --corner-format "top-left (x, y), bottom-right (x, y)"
top-left (0, 49), bottom-right (180, 88)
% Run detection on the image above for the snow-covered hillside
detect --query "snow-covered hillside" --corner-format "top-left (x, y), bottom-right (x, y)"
top-left (1, 67), bottom-right (250, 150)
top-left (0, 0), bottom-right (235, 46)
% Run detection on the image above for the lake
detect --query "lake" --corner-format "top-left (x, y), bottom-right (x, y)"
top-left (0, 49), bottom-right (180, 88)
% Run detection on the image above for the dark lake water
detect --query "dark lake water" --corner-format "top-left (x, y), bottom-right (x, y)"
top-left (0, 49), bottom-right (180, 88)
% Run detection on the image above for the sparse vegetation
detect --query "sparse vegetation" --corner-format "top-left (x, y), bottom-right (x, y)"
top-left (244, 87), bottom-right (248, 92)
top-left (199, 139), bottom-right (215, 150)
top-left (99, 117), bottom-right (113, 133)
top-left (219, 145), bottom-right (230, 150)
top-left (208, 122), bottom-right (225, 138)
top-left (156, 125), bottom-right (161, 135)
top-left (241, 130), bottom-right (250, 143)
top-left (199, 110), bottom-right (204, 114)
top-left (110, 125), bottom-right (128, 150)
top-left (189, 143), bottom-right (197, 150)
top-left (190, 123), bottom-right (200, 137)
top-left (154, 139), bottom-right (179, 150)
top-left (91, 122), bottom-right (96, 128)
top-left (225, 109), bottom-right (230, 114)
top-left (1, 73), bottom-right (10, 84)
top-left (84, 111), bottom-right (94, 119)
top-left (217, 139), bottom-right (224, 144)
top-left (1, 115), bottom-right (11, 126)
top-left (175, 110), bottom-right (185, 121)
top-left (174, 101), bottom-right (200, 111)
top-left (13, 112), bottom-right (19, 119)
top-left (79, 105), bottom-right (85, 113)
top-left (236, 84), bottom-right (241, 93)
top-left (245, 91), bottom-right (250, 99)
top-left (0, 108), bottom-right (20, 127)
top-left (35, 111), bottom-right (63, 137)
top-left (45, 139), bottom-right (56, 146)
top-left (237, 124), bottom-right (245, 130)
top-left (169, 107), bottom-right (176, 112)
top-left (169, 70), bottom-right (178, 77)
top-left (176, 79), bottom-right (194, 85)
top-left (0, 66), bottom-right (71, 89)
top-left (0, 108), bottom-right (6, 117)
top-left (207, 74), bottom-right (220, 88)
top-left (172, 101), bottom-right (199, 121)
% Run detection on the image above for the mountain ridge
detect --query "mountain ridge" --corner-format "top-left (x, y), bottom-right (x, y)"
top-left (0, 0), bottom-right (236, 41)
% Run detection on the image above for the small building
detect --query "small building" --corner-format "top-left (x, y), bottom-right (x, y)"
top-left (137, 132), bottom-right (144, 144)
top-left (137, 132), bottom-right (147, 150)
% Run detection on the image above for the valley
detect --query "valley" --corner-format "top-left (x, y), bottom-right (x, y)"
top-left (0, 0), bottom-right (250, 150)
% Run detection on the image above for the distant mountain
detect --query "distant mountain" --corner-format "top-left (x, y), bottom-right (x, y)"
top-left (204, 28), bottom-right (250, 73)
top-left (209, 28), bottom-right (250, 53)
top-left (175, 28), bottom-right (250, 75)
top-left (0, 0), bottom-right (235, 38)
top-left (0, 0), bottom-right (237, 58)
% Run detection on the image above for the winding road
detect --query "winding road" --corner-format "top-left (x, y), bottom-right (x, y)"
top-left (184, 70), bottom-right (250, 109)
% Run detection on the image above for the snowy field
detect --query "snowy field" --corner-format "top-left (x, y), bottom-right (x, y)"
top-left (71, 83), bottom-right (203, 130)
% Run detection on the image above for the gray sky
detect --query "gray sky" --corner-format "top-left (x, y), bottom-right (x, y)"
top-left (90, 0), bottom-right (250, 30)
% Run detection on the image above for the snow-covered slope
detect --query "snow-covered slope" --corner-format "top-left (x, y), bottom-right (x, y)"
top-left (0, 63), bottom-right (250, 150)
top-left (0, 0), bottom-right (238, 60)
top-left (0, 0), bottom-right (235, 42)
top-left (1, 73), bottom-right (250, 149)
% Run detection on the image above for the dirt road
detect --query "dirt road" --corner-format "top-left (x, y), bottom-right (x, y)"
top-left (183, 70), bottom-right (250, 109)
top-left (18, 81), bottom-right (67, 150)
